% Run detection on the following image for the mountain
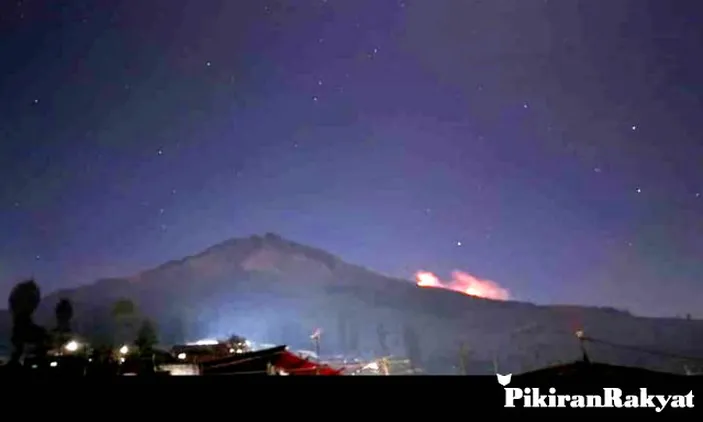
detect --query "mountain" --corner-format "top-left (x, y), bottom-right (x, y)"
top-left (1, 232), bottom-right (702, 374)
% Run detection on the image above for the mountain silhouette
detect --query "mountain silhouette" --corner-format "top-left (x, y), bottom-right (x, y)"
top-left (1, 233), bottom-right (701, 374)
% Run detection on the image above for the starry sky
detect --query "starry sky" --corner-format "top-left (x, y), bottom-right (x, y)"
top-left (1, 0), bottom-right (702, 317)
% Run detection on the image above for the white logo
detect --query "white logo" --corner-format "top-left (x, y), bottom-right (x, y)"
top-left (496, 373), bottom-right (512, 387)
top-left (497, 373), bottom-right (694, 412)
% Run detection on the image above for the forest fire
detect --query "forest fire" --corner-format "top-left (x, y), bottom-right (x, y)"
top-left (415, 270), bottom-right (510, 301)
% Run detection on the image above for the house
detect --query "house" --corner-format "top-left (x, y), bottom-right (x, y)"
top-left (515, 360), bottom-right (688, 384)
top-left (200, 346), bottom-right (343, 375)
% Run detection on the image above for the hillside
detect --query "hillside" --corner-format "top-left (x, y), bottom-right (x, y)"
top-left (1, 233), bottom-right (702, 374)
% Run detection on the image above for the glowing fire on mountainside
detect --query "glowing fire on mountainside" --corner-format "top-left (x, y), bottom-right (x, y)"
top-left (415, 270), bottom-right (510, 300)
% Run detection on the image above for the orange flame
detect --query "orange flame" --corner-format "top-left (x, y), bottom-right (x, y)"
top-left (415, 270), bottom-right (510, 301)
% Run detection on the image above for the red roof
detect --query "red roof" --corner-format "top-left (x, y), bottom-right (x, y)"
top-left (274, 351), bottom-right (343, 376)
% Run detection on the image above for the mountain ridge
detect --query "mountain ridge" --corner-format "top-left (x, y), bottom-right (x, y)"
top-left (1, 233), bottom-right (701, 374)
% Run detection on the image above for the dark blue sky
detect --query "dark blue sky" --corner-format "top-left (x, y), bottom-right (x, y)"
top-left (1, 0), bottom-right (701, 317)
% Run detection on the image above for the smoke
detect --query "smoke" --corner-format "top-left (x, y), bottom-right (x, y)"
top-left (415, 270), bottom-right (510, 301)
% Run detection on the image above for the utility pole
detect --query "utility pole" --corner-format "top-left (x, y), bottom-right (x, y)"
top-left (575, 329), bottom-right (590, 363)
top-left (311, 328), bottom-right (322, 375)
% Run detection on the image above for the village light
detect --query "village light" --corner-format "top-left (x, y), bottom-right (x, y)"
top-left (64, 340), bottom-right (80, 352)
top-left (178, 352), bottom-right (187, 360)
top-left (119, 345), bottom-right (129, 355)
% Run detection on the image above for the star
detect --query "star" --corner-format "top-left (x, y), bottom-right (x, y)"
top-left (593, 167), bottom-right (602, 173)
top-left (206, 61), bottom-right (212, 67)
top-left (157, 149), bottom-right (163, 155)
top-left (635, 187), bottom-right (641, 194)
top-left (631, 125), bottom-right (638, 131)
top-left (695, 193), bottom-right (701, 198)
top-left (456, 241), bottom-right (462, 247)
top-left (33, 99), bottom-right (39, 104)
top-left (312, 96), bottom-right (319, 102)
top-left (523, 102), bottom-right (529, 109)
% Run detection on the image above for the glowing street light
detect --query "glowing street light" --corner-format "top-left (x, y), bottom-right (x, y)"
top-left (177, 352), bottom-right (187, 360)
top-left (64, 340), bottom-right (80, 352)
top-left (119, 345), bottom-right (129, 355)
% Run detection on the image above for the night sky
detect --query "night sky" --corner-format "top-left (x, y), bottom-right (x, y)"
top-left (1, 0), bottom-right (701, 317)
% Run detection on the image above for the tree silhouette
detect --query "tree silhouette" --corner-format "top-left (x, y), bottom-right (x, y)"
top-left (53, 298), bottom-right (74, 348)
top-left (112, 298), bottom-right (135, 317)
top-left (55, 298), bottom-right (73, 331)
top-left (227, 333), bottom-right (247, 345)
top-left (8, 279), bottom-right (47, 366)
top-left (135, 319), bottom-right (158, 355)
top-left (111, 298), bottom-right (137, 346)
